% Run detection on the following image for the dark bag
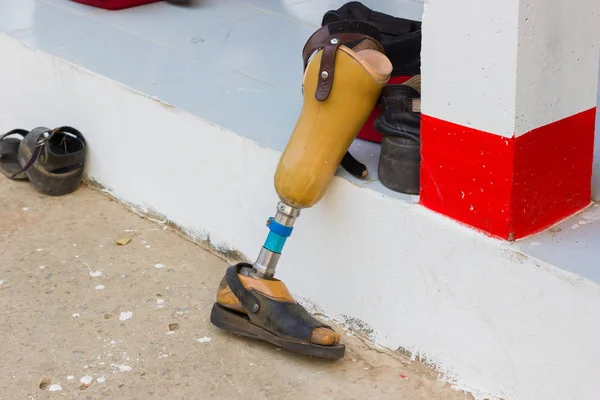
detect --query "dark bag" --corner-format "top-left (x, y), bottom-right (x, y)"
top-left (322, 1), bottom-right (422, 77)
top-left (321, 2), bottom-right (422, 178)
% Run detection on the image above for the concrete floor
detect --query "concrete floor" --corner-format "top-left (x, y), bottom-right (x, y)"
top-left (0, 179), bottom-right (472, 400)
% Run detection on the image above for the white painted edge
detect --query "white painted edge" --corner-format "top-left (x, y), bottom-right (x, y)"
top-left (2, 33), bottom-right (600, 400)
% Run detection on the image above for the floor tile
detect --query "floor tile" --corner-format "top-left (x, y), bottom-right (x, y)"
top-left (230, 0), bottom-right (423, 27)
top-left (282, 0), bottom-right (424, 27)
top-left (158, 12), bottom-right (313, 94)
top-left (363, 178), bottom-right (419, 203)
top-left (0, 0), bottom-right (74, 33)
top-left (74, 40), bottom-right (173, 93)
top-left (89, 0), bottom-right (256, 41)
top-left (515, 202), bottom-right (600, 284)
top-left (333, 139), bottom-right (383, 185)
top-left (85, 42), bottom-right (302, 136)
top-left (250, 122), bottom-right (296, 152)
top-left (40, 0), bottom-right (105, 15)
top-left (10, 14), bottom-right (149, 65)
top-left (226, 0), bottom-right (312, 22)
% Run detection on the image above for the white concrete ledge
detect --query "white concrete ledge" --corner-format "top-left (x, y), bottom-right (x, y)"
top-left (2, 34), bottom-right (600, 400)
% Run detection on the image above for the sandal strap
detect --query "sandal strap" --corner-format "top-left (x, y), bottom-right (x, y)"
top-left (226, 265), bottom-right (261, 313)
top-left (10, 128), bottom-right (54, 178)
top-left (10, 126), bottom-right (86, 179)
top-left (302, 20), bottom-right (382, 101)
top-left (0, 140), bottom-right (20, 157)
top-left (341, 151), bottom-right (367, 178)
top-left (225, 264), bottom-right (331, 343)
top-left (0, 129), bottom-right (29, 142)
top-left (41, 126), bottom-right (86, 172)
top-left (0, 129), bottom-right (29, 156)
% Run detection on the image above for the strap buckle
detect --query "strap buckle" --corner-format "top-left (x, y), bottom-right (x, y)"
top-left (35, 128), bottom-right (58, 147)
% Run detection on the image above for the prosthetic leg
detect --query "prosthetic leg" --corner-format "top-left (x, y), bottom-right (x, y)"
top-left (210, 22), bottom-right (392, 359)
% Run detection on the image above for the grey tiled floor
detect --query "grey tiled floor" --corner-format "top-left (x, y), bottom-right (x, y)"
top-left (514, 203), bottom-right (600, 284)
top-left (3, 0), bottom-right (422, 199)
top-left (1, 0), bottom-right (599, 281)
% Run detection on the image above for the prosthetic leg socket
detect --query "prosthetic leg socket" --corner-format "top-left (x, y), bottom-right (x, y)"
top-left (211, 21), bottom-right (392, 359)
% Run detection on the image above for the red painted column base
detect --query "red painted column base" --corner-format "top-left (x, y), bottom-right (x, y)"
top-left (419, 108), bottom-right (596, 240)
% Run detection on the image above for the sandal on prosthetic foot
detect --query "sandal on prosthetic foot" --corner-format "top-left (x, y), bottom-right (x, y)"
top-left (210, 263), bottom-right (345, 359)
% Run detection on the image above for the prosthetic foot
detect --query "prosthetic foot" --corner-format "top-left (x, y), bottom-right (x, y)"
top-left (210, 21), bottom-right (392, 359)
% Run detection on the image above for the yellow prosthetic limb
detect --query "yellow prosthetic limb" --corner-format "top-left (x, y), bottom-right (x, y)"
top-left (211, 21), bottom-right (392, 359)
top-left (276, 47), bottom-right (392, 208)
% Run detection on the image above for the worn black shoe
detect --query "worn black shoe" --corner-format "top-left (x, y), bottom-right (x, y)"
top-left (374, 83), bottom-right (421, 194)
top-left (13, 126), bottom-right (86, 196)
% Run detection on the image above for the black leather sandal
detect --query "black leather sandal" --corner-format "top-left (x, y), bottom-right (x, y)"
top-left (0, 129), bottom-right (30, 180)
top-left (12, 126), bottom-right (87, 196)
top-left (210, 263), bottom-right (346, 359)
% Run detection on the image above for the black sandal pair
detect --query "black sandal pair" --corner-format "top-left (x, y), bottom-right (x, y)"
top-left (0, 126), bottom-right (86, 196)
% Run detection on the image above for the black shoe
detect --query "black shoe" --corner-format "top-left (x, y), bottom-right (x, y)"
top-left (374, 84), bottom-right (421, 194)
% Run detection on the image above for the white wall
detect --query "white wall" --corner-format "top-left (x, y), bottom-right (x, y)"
top-left (515, 0), bottom-right (600, 136)
top-left (2, 34), bottom-right (600, 400)
top-left (421, 0), bottom-right (600, 201)
top-left (422, 0), bottom-right (600, 138)
top-left (422, 0), bottom-right (520, 138)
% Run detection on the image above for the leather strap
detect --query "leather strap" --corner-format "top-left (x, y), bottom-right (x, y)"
top-left (341, 152), bottom-right (367, 178)
top-left (0, 129), bottom-right (28, 156)
top-left (0, 129), bottom-right (28, 142)
top-left (225, 265), bottom-right (261, 313)
top-left (0, 140), bottom-right (19, 156)
top-left (302, 21), bottom-right (382, 101)
top-left (10, 128), bottom-right (55, 179)
top-left (41, 126), bottom-right (87, 172)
